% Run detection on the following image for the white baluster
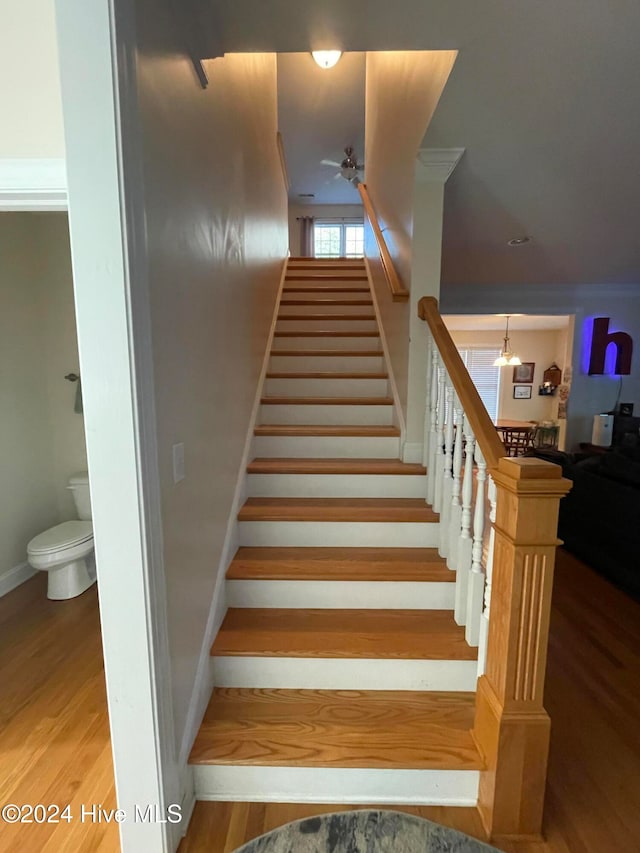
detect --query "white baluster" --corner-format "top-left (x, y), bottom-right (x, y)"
top-left (447, 395), bottom-right (464, 571)
top-left (454, 418), bottom-right (475, 625)
top-left (466, 444), bottom-right (487, 647)
top-left (477, 476), bottom-right (497, 675)
top-left (439, 380), bottom-right (454, 556)
top-left (423, 334), bottom-right (433, 470)
top-left (432, 364), bottom-right (446, 513)
top-left (426, 348), bottom-right (439, 506)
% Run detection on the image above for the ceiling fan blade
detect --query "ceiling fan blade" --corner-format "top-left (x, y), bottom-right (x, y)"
top-left (333, 172), bottom-right (343, 180)
top-left (321, 159), bottom-right (341, 168)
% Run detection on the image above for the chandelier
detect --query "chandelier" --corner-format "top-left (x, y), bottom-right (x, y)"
top-left (493, 315), bottom-right (521, 366)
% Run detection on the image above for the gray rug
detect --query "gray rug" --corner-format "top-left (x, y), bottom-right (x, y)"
top-left (233, 809), bottom-right (504, 852)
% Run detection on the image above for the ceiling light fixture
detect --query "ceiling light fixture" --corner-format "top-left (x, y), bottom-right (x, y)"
top-left (493, 315), bottom-right (522, 366)
top-left (508, 236), bottom-right (531, 246)
top-left (311, 50), bottom-right (342, 69)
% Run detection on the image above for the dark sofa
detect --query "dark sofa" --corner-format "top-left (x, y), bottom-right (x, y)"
top-left (533, 447), bottom-right (640, 599)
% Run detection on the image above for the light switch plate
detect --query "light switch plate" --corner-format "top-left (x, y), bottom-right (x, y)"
top-left (172, 443), bottom-right (185, 483)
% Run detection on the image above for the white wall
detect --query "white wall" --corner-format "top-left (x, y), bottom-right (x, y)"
top-left (449, 327), bottom-right (569, 423)
top-left (0, 1), bottom-right (65, 158)
top-left (56, 1), bottom-right (288, 843)
top-left (288, 203), bottom-right (363, 256)
top-left (441, 283), bottom-right (640, 448)
top-left (132, 11), bottom-right (288, 760)
top-left (0, 212), bottom-right (85, 586)
top-left (364, 52), bottom-right (457, 450)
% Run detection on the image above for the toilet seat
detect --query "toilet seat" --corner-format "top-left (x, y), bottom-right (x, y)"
top-left (28, 521), bottom-right (93, 555)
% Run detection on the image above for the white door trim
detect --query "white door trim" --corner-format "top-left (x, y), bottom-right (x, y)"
top-left (56, 1), bottom-right (180, 850)
top-left (0, 158), bottom-right (68, 210)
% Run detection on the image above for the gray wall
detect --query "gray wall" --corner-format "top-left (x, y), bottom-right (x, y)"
top-left (0, 212), bottom-right (86, 582)
top-left (441, 283), bottom-right (640, 448)
top-left (133, 1), bottom-right (288, 758)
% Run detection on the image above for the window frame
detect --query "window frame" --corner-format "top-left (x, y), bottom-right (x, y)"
top-left (457, 346), bottom-right (502, 422)
top-left (314, 219), bottom-right (364, 258)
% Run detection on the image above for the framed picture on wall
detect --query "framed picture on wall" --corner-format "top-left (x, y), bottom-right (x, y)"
top-left (513, 362), bottom-right (535, 383)
top-left (513, 385), bottom-right (532, 399)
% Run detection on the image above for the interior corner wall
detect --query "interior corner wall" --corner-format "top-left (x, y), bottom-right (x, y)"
top-left (134, 2), bottom-right (288, 758)
top-left (440, 283), bottom-right (640, 449)
top-left (0, 1), bottom-right (65, 158)
top-left (288, 203), bottom-right (364, 256)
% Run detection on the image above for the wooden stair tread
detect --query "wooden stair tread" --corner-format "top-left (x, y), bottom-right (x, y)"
top-left (265, 372), bottom-right (387, 379)
top-left (273, 331), bottom-right (379, 338)
top-left (189, 688), bottom-right (482, 769)
top-left (247, 458), bottom-right (425, 474)
top-left (260, 397), bottom-right (394, 405)
top-left (283, 287), bottom-right (371, 293)
top-left (211, 609), bottom-right (476, 660)
top-left (269, 350), bottom-right (382, 358)
top-left (280, 299), bottom-right (373, 306)
top-left (285, 275), bottom-right (368, 281)
top-left (277, 314), bottom-right (377, 321)
top-left (238, 497), bottom-right (437, 523)
top-left (253, 425), bottom-right (401, 437)
top-left (227, 546), bottom-right (450, 581)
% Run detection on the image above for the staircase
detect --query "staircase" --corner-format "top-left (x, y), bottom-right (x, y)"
top-left (189, 257), bottom-right (485, 805)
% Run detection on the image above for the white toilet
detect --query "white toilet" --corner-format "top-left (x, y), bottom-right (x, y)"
top-left (27, 472), bottom-right (96, 600)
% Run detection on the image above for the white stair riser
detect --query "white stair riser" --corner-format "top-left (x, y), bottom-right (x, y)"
top-left (212, 656), bottom-right (476, 691)
top-left (247, 472), bottom-right (426, 498)
top-left (226, 580), bottom-right (454, 610)
top-left (258, 403), bottom-right (393, 426)
top-left (264, 378), bottom-right (389, 397)
top-left (239, 520), bottom-right (439, 548)
top-left (269, 355), bottom-right (385, 373)
top-left (192, 765), bottom-right (479, 806)
top-left (276, 318), bottom-right (378, 332)
top-left (273, 336), bottom-right (381, 351)
top-left (252, 435), bottom-right (401, 458)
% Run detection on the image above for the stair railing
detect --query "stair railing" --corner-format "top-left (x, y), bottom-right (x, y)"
top-left (418, 296), bottom-right (571, 842)
top-left (358, 183), bottom-right (409, 302)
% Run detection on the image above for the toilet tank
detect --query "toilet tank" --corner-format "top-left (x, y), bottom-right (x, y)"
top-left (68, 472), bottom-right (92, 520)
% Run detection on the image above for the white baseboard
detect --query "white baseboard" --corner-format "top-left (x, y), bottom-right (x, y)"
top-left (0, 561), bottom-right (37, 597)
top-left (177, 764), bottom-right (196, 844)
top-left (0, 158), bottom-right (68, 210)
top-left (178, 258), bottom-right (289, 769)
top-left (403, 442), bottom-right (423, 464)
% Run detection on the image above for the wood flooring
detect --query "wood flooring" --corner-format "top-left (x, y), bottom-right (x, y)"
top-left (0, 574), bottom-right (117, 852)
top-left (4, 551), bottom-right (639, 852)
top-left (181, 549), bottom-right (640, 853)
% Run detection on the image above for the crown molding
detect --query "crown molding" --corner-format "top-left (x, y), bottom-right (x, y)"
top-left (415, 148), bottom-right (465, 183)
top-left (0, 158), bottom-right (67, 210)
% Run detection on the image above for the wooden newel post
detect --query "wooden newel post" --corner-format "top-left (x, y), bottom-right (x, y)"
top-left (473, 457), bottom-right (571, 841)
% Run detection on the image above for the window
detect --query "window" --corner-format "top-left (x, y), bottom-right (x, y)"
top-left (314, 221), bottom-right (364, 258)
top-left (457, 348), bottom-right (502, 422)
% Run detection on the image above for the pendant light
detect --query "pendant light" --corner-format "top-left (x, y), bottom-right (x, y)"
top-left (493, 315), bottom-right (522, 366)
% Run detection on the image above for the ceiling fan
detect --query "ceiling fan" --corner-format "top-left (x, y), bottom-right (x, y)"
top-left (321, 146), bottom-right (364, 184)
